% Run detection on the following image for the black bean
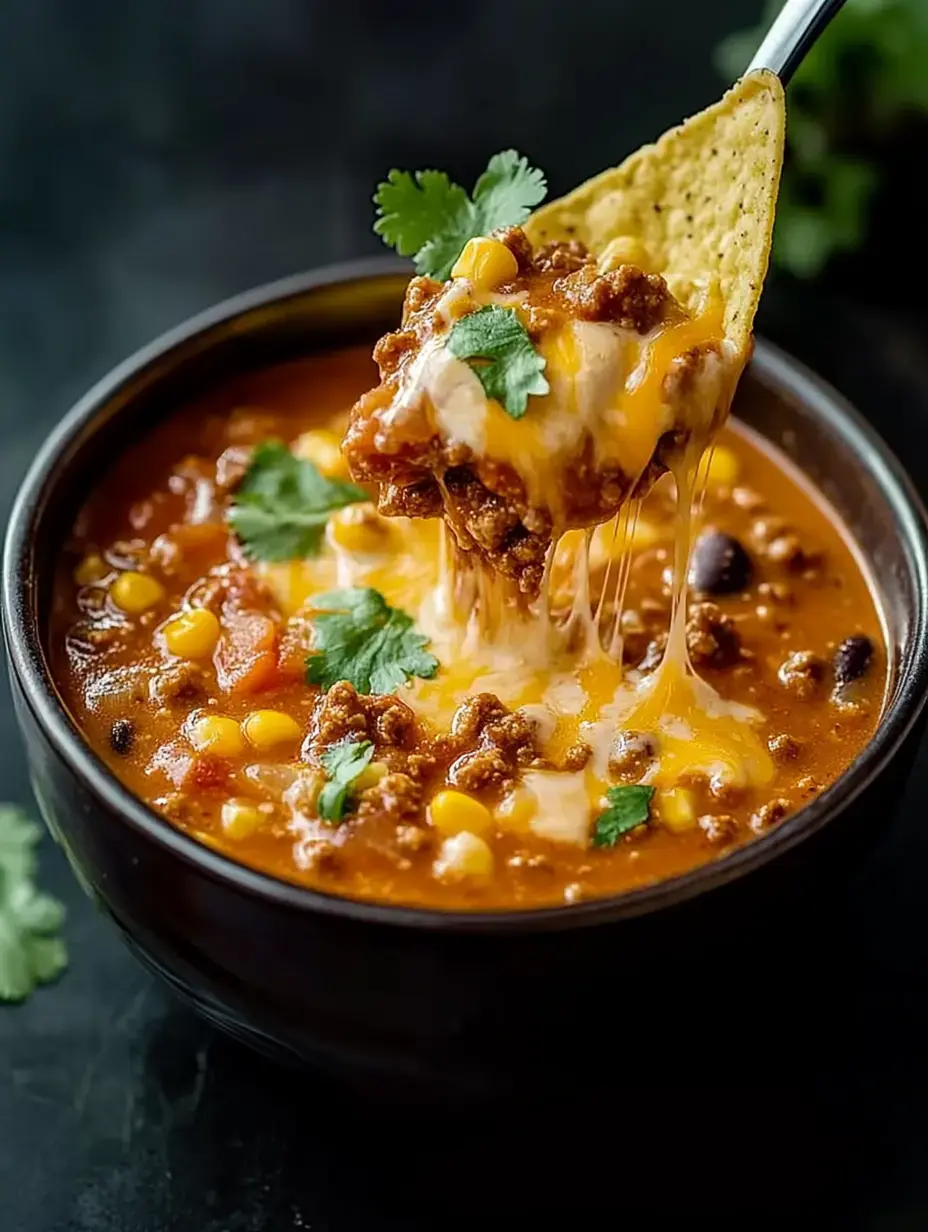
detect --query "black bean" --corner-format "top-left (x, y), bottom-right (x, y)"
top-left (109, 719), bottom-right (135, 754)
top-left (689, 531), bottom-right (753, 595)
top-left (833, 635), bottom-right (873, 687)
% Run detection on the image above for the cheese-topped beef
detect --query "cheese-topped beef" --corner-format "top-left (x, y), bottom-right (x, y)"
top-left (344, 227), bottom-right (733, 594)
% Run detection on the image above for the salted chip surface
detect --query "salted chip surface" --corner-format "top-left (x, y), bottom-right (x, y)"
top-left (524, 70), bottom-right (785, 356)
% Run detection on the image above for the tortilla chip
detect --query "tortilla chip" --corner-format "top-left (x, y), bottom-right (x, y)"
top-left (524, 70), bottom-right (785, 355)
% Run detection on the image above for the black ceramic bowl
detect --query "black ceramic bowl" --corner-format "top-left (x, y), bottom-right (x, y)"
top-left (5, 261), bottom-right (928, 1093)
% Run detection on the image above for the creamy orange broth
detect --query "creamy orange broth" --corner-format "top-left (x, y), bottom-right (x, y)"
top-left (50, 347), bottom-right (885, 909)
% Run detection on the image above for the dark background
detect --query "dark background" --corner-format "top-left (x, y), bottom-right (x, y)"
top-left (3, 1), bottom-right (928, 1227)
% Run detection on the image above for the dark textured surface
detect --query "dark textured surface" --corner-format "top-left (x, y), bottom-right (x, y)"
top-left (2, 1), bottom-right (928, 1227)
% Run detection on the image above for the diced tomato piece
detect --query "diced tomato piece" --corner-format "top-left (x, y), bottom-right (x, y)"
top-left (276, 621), bottom-right (310, 682)
top-left (215, 611), bottom-right (279, 694)
top-left (170, 521), bottom-right (229, 553)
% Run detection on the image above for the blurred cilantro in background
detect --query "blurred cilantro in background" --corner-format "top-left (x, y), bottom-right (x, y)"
top-left (717, 0), bottom-right (928, 279)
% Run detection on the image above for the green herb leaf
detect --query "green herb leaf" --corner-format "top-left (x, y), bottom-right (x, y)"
top-left (318, 739), bottom-right (375, 822)
top-left (229, 440), bottom-right (367, 562)
top-left (374, 169), bottom-right (473, 282)
top-left (471, 150), bottom-right (548, 236)
top-left (374, 150), bottom-right (547, 280)
top-left (446, 305), bottom-right (549, 419)
top-left (592, 785), bottom-right (654, 848)
top-left (306, 587), bottom-right (439, 695)
top-left (0, 806), bottom-right (67, 1003)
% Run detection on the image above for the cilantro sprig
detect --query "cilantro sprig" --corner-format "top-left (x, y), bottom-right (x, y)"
top-left (229, 440), bottom-right (367, 562)
top-left (374, 150), bottom-right (547, 280)
top-left (592, 785), bottom-right (654, 848)
top-left (0, 806), bottom-right (67, 1003)
top-left (318, 739), bottom-right (375, 823)
top-left (446, 305), bottom-right (549, 419)
top-left (306, 587), bottom-right (439, 695)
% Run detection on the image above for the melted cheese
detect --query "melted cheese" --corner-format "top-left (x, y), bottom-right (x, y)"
top-left (261, 494), bottom-right (771, 849)
top-left (380, 283), bottom-right (727, 521)
top-left (261, 289), bottom-right (761, 849)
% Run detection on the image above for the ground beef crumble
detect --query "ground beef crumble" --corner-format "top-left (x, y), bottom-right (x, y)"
top-left (305, 684), bottom-right (542, 824)
top-left (698, 813), bottom-right (737, 845)
top-left (555, 263), bottom-right (674, 332)
top-left (309, 681), bottom-right (419, 751)
top-left (638, 602), bottom-right (742, 673)
top-left (446, 692), bottom-right (541, 796)
top-left (686, 602), bottom-right (742, 669)
top-left (778, 651), bottom-right (826, 700)
top-left (373, 327), bottom-right (418, 377)
top-left (357, 772), bottom-right (422, 822)
top-left (342, 226), bottom-right (697, 594)
top-left (533, 238), bottom-right (590, 274)
top-left (768, 732), bottom-right (801, 762)
top-left (608, 732), bottom-right (657, 778)
top-left (750, 798), bottom-right (790, 833)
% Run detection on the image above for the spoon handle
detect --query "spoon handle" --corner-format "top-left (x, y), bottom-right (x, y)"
top-left (746, 0), bottom-right (846, 84)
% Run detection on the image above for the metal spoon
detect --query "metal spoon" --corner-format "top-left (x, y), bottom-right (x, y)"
top-left (747, 0), bottom-right (846, 83)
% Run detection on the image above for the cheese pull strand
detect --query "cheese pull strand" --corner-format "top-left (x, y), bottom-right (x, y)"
top-left (261, 411), bottom-right (772, 849)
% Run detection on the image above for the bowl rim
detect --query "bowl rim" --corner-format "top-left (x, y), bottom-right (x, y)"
top-left (5, 257), bottom-right (928, 935)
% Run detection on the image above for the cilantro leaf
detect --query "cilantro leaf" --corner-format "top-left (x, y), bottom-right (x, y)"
top-left (373, 150), bottom-right (547, 280)
top-left (306, 587), bottom-right (439, 695)
top-left (318, 739), bottom-right (375, 823)
top-left (373, 169), bottom-right (471, 255)
top-left (472, 150), bottom-right (548, 229)
top-left (446, 305), bottom-right (549, 419)
top-left (592, 785), bottom-right (654, 848)
top-left (0, 805), bottom-right (67, 1003)
top-left (374, 169), bottom-right (474, 282)
top-left (229, 440), bottom-right (367, 562)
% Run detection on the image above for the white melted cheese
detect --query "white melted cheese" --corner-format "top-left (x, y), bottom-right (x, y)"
top-left (379, 282), bottom-right (680, 514)
top-left (260, 283), bottom-right (765, 850)
top-left (521, 770), bottom-right (592, 846)
top-left (260, 501), bottom-right (773, 851)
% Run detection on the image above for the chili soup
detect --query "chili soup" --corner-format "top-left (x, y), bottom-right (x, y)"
top-left (50, 342), bottom-right (885, 909)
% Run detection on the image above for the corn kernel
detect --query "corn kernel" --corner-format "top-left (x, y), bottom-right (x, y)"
top-left (433, 831), bottom-right (495, 882)
top-left (429, 789), bottom-right (493, 837)
top-left (597, 235), bottom-right (653, 274)
top-left (111, 570), bottom-right (165, 614)
top-left (589, 516), bottom-right (661, 567)
top-left (241, 709), bottom-right (303, 751)
top-left (355, 760), bottom-right (388, 791)
top-left (659, 788), bottom-right (697, 833)
top-left (163, 608), bottom-right (220, 659)
top-left (697, 445), bottom-right (740, 489)
top-left (189, 715), bottom-right (244, 758)
top-left (221, 797), bottom-right (265, 840)
top-left (73, 553), bottom-right (109, 586)
top-left (291, 429), bottom-right (350, 478)
top-left (451, 236), bottom-right (519, 290)
top-left (328, 505), bottom-right (388, 554)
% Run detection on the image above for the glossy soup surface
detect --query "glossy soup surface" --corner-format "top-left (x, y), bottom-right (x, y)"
top-left (50, 346), bottom-right (885, 909)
